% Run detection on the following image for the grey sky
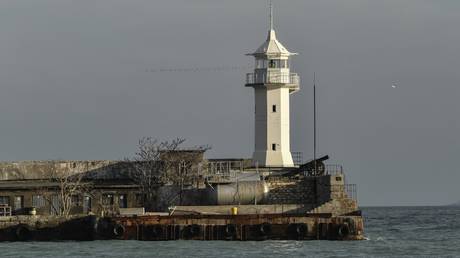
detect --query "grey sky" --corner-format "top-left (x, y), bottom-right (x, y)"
top-left (1, 0), bottom-right (459, 206)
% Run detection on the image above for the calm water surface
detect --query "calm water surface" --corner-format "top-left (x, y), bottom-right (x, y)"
top-left (1, 206), bottom-right (459, 258)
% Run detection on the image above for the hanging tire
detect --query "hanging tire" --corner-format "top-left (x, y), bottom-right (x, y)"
top-left (184, 224), bottom-right (201, 238)
top-left (224, 224), bottom-right (237, 238)
top-left (15, 224), bottom-right (31, 241)
top-left (190, 224), bottom-right (200, 236)
top-left (337, 224), bottom-right (350, 239)
top-left (113, 223), bottom-right (125, 238)
top-left (288, 223), bottom-right (308, 239)
top-left (258, 223), bottom-right (271, 236)
top-left (344, 218), bottom-right (356, 234)
top-left (96, 218), bottom-right (111, 237)
top-left (151, 225), bottom-right (164, 238)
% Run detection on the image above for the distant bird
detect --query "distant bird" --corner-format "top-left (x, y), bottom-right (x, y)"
top-left (391, 84), bottom-right (397, 88)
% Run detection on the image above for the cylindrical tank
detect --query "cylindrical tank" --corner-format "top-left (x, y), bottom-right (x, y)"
top-left (206, 181), bottom-right (268, 205)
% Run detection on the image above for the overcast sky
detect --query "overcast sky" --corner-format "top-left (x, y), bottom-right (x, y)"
top-left (1, 0), bottom-right (459, 206)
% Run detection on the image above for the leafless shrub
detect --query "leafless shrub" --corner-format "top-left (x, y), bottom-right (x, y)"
top-left (127, 137), bottom-right (210, 211)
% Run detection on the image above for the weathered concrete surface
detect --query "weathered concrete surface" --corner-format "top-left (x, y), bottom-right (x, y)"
top-left (171, 204), bottom-right (314, 215)
top-left (308, 199), bottom-right (358, 217)
top-left (0, 160), bottom-right (131, 181)
top-left (0, 215), bottom-right (97, 241)
top-left (0, 215), bottom-right (78, 228)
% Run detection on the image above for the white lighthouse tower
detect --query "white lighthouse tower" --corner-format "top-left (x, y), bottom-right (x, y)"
top-left (245, 2), bottom-right (300, 167)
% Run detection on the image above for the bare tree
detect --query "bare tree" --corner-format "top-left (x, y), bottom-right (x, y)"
top-left (127, 137), bottom-right (210, 211)
top-left (39, 162), bottom-right (92, 217)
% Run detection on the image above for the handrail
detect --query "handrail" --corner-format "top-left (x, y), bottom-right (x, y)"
top-left (345, 184), bottom-right (357, 201)
top-left (246, 72), bottom-right (299, 85)
top-left (324, 165), bottom-right (343, 175)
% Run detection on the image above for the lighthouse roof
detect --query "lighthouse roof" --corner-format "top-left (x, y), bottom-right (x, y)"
top-left (248, 29), bottom-right (297, 57)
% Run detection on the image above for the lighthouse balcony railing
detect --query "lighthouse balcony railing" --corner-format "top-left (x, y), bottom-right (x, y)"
top-left (246, 72), bottom-right (299, 85)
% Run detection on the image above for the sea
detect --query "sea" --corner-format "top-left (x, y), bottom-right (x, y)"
top-left (0, 206), bottom-right (459, 258)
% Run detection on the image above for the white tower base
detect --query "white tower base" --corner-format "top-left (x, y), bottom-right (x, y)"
top-left (250, 85), bottom-right (296, 168)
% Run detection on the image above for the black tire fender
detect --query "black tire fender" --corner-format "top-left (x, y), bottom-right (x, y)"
top-left (258, 223), bottom-right (271, 236)
top-left (151, 225), bottom-right (163, 237)
top-left (189, 224), bottom-right (200, 236)
top-left (224, 224), bottom-right (237, 237)
top-left (113, 223), bottom-right (125, 238)
top-left (287, 223), bottom-right (308, 239)
top-left (15, 224), bottom-right (31, 241)
top-left (337, 224), bottom-right (350, 238)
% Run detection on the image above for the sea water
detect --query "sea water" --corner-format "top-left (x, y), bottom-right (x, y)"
top-left (0, 206), bottom-right (459, 258)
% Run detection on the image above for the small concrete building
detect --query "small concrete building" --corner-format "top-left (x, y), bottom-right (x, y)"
top-left (0, 161), bottom-right (142, 216)
top-left (245, 4), bottom-right (300, 167)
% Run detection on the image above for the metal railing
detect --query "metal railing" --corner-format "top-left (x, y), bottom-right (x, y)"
top-left (203, 161), bottom-right (244, 182)
top-left (324, 164), bottom-right (344, 175)
top-left (345, 184), bottom-right (357, 201)
top-left (246, 72), bottom-right (299, 85)
top-left (0, 205), bottom-right (11, 216)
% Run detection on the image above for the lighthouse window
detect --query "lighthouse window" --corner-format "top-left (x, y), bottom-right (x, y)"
top-left (268, 59), bottom-right (281, 68)
top-left (272, 144), bottom-right (276, 151)
top-left (272, 105), bottom-right (277, 112)
top-left (257, 59), bottom-right (267, 68)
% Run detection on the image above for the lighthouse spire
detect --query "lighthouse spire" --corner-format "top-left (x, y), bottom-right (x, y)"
top-left (269, 0), bottom-right (273, 31)
top-left (268, 0), bottom-right (277, 40)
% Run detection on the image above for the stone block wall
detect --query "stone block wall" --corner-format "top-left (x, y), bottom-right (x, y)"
top-left (316, 174), bottom-right (347, 205)
top-left (264, 177), bottom-right (316, 205)
top-left (263, 173), bottom-right (356, 215)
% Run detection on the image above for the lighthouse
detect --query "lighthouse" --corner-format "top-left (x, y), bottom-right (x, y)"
top-left (245, 3), bottom-right (300, 167)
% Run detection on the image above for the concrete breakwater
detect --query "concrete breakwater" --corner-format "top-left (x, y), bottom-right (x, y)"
top-left (0, 215), bottom-right (97, 241)
top-left (0, 212), bottom-right (364, 241)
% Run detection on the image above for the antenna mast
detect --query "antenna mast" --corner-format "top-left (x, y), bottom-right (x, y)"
top-left (313, 73), bottom-right (317, 174)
